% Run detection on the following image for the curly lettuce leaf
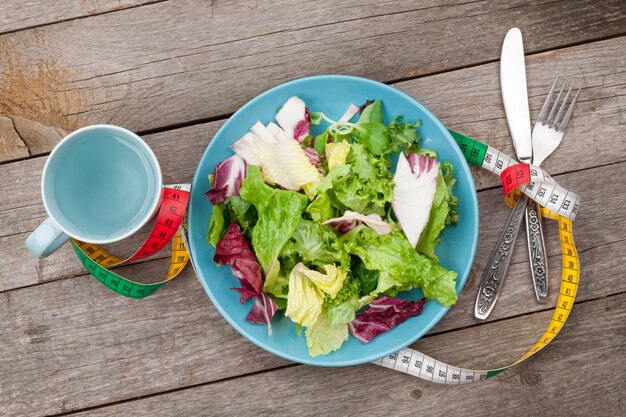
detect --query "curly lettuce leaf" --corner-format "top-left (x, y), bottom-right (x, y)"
top-left (239, 166), bottom-right (308, 288)
top-left (421, 262), bottom-right (458, 307)
top-left (280, 219), bottom-right (350, 271)
top-left (318, 144), bottom-right (394, 216)
top-left (341, 226), bottom-right (431, 288)
top-left (387, 115), bottom-right (419, 154)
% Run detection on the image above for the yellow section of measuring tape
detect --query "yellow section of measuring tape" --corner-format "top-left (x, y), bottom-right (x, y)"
top-left (71, 224), bottom-right (190, 298)
top-left (375, 208), bottom-right (580, 382)
top-left (512, 208), bottom-right (578, 364)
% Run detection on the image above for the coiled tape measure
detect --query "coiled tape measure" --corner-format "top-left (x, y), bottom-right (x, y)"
top-left (71, 184), bottom-right (191, 298)
top-left (373, 130), bottom-right (580, 383)
top-left (71, 131), bottom-right (580, 383)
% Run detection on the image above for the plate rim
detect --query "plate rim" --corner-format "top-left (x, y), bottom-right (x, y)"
top-left (188, 74), bottom-right (479, 366)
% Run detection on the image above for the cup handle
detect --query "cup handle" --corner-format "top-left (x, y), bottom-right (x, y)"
top-left (25, 218), bottom-right (70, 258)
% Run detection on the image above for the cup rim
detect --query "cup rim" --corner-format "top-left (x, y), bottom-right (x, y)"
top-left (41, 124), bottom-right (162, 244)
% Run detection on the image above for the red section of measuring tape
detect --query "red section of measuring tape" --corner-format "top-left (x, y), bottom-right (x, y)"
top-left (500, 163), bottom-right (531, 197)
top-left (123, 187), bottom-right (190, 264)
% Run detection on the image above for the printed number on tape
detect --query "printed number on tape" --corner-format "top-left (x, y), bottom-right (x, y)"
top-left (71, 184), bottom-right (191, 298)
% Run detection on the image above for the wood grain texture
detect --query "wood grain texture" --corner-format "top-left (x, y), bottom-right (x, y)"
top-left (0, 0), bottom-right (622, 145)
top-left (1, 162), bottom-right (624, 416)
top-left (0, 115), bottom-right (28, 160)
top-left (0, 0), bottom-right (163, 34)
top-left (71, 294), bottom-right (626, 417)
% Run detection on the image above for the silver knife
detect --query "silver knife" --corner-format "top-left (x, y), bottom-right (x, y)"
top-left (474, 28), bottom-right (536, 319)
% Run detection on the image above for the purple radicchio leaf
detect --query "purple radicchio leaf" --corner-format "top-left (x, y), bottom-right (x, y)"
top-left (304, 147), bottom-right (324, 174)
top-left (406, 153), bottom-right (438, 177)
top-left (205, 154), bottom-right (247, 204)
top-left (214, 223), bottom-right (278, 335)
top-left (214, 223), bottom-right (262, 303)
top-left (348, 296), bottom-right (426, 343)
top-left (323, 211), bottom-right (392, 235)
top-left (358, 99), bottom-right (375, 114)
top-left (246, 292), bottom-right (278, 335)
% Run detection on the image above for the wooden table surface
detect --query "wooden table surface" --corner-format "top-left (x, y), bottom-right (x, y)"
top-left (1, 1), bottom-right (624, 416)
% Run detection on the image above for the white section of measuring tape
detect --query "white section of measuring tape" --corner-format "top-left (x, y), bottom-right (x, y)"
top-left (482, 144), bottom-right (580, 220)
top-left (375, 349), bottom-right (489, 384)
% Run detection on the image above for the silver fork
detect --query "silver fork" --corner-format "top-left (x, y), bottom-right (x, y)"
top-left (525, 77), bottom-right (582, 302)
top-left (474, 77), bottom-right (581, 319)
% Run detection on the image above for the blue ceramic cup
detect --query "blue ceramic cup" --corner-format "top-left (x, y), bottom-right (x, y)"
top-left (26, 125), bottom-right (162, 258)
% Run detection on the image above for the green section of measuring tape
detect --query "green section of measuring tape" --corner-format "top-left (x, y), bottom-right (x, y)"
top-left (71, 241), bottom-right (164, 298)
top-left (449, 129), bottom-right (488, 166)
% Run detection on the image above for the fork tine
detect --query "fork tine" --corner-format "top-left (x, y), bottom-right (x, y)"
top-left (557, 82), bottom-right (582, 133)
top-left (553, 81), bottom-right (574, 129)
top-left (546, 81), bottom-right (566, 127)
top-left (536, 76), bottom-right (559, 125)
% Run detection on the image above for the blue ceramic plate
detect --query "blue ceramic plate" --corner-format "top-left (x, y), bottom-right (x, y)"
top-left (189, 75), bottom-right (479, 366)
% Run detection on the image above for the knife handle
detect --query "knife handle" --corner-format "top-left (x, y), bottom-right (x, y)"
top-left (525, 200), bottom-right (549, 302)
top-left (475, 196), bottom-right (528, 320)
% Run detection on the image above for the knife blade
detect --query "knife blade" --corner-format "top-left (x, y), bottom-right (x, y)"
top-left (474, 28), bottom-right (532, 320)
top-left (500, 27), bottom-right (532, 164)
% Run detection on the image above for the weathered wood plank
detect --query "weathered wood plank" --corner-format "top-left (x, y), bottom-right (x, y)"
top-left (1, 36), bottom-right (623, 292)
top-left (0, 162), bottom-right (624, 416)
top-left (0, 0), bottom-right (622, 154)
top-left (70, 294), bottom-right (626, 417)
top-left (0, 0), bottom-right (163, 34)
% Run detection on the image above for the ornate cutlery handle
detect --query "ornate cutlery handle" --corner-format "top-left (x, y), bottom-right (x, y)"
top-left (525, 200), bottom-right (548, 302)
top-left (475, 196), bottom-right (528, 320)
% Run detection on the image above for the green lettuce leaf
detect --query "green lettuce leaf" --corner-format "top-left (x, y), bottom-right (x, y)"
top-left (422, 262), bottom-right (458, 307)
top-left (318, 144), bottom-right (394, 216)
top-left (387, 115), bottom-right (419, 154)
top-left (355, 271), bottom-right (403, 309)
top-left (227, 196), bottom-right (257, 237)
top-left (356, 122), bottom-right (390, 156)
top-left (442, 162), bottom-right (459, 225)
top-left (280, 220), bottom-right (350, 271)
top-left (305, 313), bottom-right (349, 357)
top-left (417, 161), bottom-right (458, 259)
top-left (341, 226), bottom-right (431, 287)
top-left (239, 166), bottom-right (308, 289)
top-left (351, 261), bottom-right (379, 296)
top-left (306, 193), bottom-right (335, 222)
top-left (357, 100), bottom-right (384, 125)
top-left (327, 300), bottom-right (357, 326)
top-left (324, 275), bottom-right (360, 309)
top-left (207, 204), bottom-right (226, 248)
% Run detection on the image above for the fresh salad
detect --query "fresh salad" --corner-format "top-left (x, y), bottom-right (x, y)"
top-left (206, 97), bottom-right (459, 357)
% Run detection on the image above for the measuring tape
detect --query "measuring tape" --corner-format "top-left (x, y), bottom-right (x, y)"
top-left (450, 130), bottom-right (580, 220)
top-left (71, 184), bottom-right (191, 298)
top-left (373, 130), bottom-right (580, 383)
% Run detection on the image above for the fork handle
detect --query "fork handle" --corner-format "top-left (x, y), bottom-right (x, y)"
top-left (475, 196), bottom-right (528, 320)
top-left (525, 200), bottom-right (549, 302)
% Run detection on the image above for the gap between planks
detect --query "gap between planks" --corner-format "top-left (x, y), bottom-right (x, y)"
top-left (54, 292), bottom-right (625, 417)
